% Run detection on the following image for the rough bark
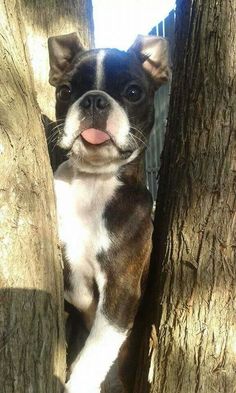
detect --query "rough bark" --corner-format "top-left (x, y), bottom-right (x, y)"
top-left (0, 1), bottom-right (66, 392)
top-left (133, 0), bottom-right (236, 392)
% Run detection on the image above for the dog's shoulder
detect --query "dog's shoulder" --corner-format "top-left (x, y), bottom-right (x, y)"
top-left (104, 179), bottom-right (153, 234)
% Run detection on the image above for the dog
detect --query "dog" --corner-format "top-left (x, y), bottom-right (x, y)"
top-left (48, 32), bottom-right (170, 393)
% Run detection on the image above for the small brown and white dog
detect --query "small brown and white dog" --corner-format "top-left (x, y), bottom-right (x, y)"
top-left (48, 33), bottom-right (170, 393)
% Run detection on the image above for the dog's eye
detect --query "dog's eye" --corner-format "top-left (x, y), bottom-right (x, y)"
top-left (124, 85), bottom-right (143, 102)
top-left (57, 86), bottom-right (72, 102)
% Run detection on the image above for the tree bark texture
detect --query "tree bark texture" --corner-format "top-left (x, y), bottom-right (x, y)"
top-left (21, 0), bottom-right (94, 121)
top-left (0, 1), bottom-right (65, 392)
top-left (133, 1), bottom-right (236, 392)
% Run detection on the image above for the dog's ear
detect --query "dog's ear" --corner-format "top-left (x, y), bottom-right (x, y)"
top-left (48, 32), bottom-right (84, 86)
top-left (129, 35), bottom-right (171, 87)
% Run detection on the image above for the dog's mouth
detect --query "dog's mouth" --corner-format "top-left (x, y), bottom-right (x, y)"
top-left (60, 121), bottom-right (135, 163)
top-left (78, 128), bottom-right (134, 158)
top-left (80, 128), bottom-right (111, 146)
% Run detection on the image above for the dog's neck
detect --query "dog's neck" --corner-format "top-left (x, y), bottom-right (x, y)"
top-left (66, 145), bottom-right (143, 177)
top-left (68, 154), bottom-right (144, 185)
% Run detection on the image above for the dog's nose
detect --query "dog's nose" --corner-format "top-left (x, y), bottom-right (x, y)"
top-left (80, 93), bottom-right (110, 111)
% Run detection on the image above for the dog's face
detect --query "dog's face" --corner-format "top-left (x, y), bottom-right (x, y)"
top-left (48, 33), bottom-right (170, 173)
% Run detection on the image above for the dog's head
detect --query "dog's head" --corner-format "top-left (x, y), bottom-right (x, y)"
top-left (48, 33), bottom-right (170, 173)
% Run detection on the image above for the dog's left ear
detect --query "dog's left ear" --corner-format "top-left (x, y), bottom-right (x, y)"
top-left (129, 35), bottom-right (171, 87)
top-left (48, 32), bottom-right (84, 86)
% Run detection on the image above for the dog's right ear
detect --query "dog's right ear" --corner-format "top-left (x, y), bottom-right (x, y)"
top-left (48, 32), bottom-right (84, 86)
top-left (129, 35), bottom-right (171, 88)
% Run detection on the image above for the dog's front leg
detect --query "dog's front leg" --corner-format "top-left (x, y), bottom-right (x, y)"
top-left (65, 305), bottom-right (128, 393)
top-left (65, 226), bottom-right (152, 393)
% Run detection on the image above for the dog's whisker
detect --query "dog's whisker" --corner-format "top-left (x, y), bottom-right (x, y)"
top-left (50, 122), bottom-right (65, 133)
top-left (43, 117), bottom-right (65, 126)
top-left (129, 133), bottom-right (139, 149)
top-left (47, 129), bottom-right (59, 141)
top-left (130, 128), bottom-right (148, 147)
top-left (51, 140), bottom-right (59, 153)
top-left (130, 124), bottom-right (148, 141)
top-left (47, 132), bottom-right (60, 144)
top-left (48, 126), bottom-right (63, 137)
top-left (49, 136), bottom-right (60, 145)
top-left (47, 123), bottom-right (65, 143)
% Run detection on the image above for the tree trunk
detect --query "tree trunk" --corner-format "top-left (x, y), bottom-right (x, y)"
top-left (133, 1), bottom-right (236, 392)
top-left (0, 1), bottom-right (93, 392)
top-left (0, 1), bottom-right (65, 391)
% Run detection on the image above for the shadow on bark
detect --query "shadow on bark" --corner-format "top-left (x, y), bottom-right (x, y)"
top-left (0, 288), bottom-right (65, 393)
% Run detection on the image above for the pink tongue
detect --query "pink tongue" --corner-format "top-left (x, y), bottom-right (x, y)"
top-left (81, 128), bottom-right (110, 145)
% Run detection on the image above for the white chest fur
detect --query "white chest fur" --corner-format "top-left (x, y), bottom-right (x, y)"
top-left (54, 161), bottom-right (121, 317)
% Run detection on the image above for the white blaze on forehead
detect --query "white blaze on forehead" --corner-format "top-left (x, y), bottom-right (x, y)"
top-left (96, 50), bottom-right (106, 89)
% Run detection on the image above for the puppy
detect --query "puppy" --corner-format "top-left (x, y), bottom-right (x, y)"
top-left (48, 33), bottom-right (170, 393)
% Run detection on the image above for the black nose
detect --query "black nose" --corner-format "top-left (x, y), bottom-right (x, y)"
top-left (80, 93), bottom-right (109, 111)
